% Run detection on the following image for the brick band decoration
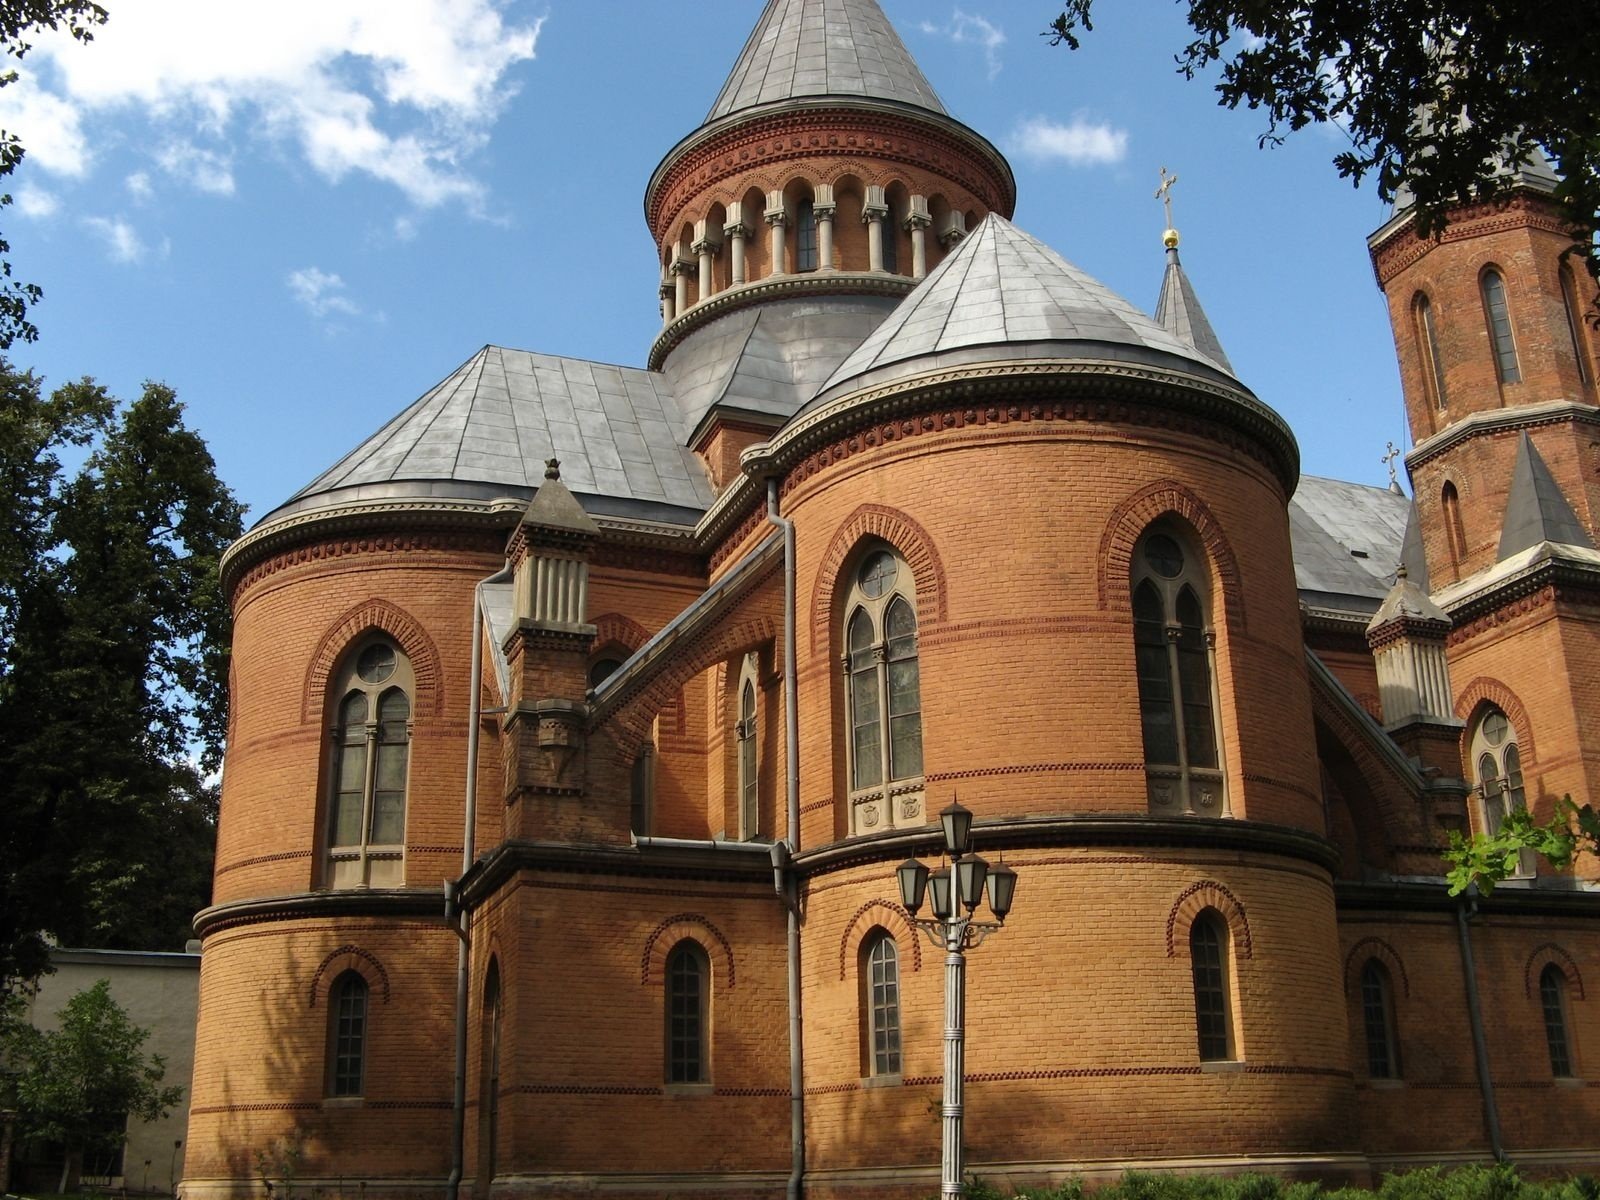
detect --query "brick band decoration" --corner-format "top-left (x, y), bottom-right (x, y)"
top-left (1165, 880), bottom-right (1253, 959)
top-left (808, 502), bottom-right (948, 657)
top-left (308, 944), bottom-right (393, 1007)
top-left (837, 898), bottom-right (922, 979)
top-left (1343, 937), bottom-right (1411, 998)
top-left (641, 914), bottom-right (736, 989)
top-left (1525, 943), bottom-right (1585, 1000)
top-left (1097, 479), bottom-right (1247, 633)
top-left (301, 597), bottom-right (444, 723)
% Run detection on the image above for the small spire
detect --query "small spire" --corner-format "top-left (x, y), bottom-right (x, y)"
top-left (1498, 432), bottom-right (1594, 559)
top-left (1152, 175), bottom-right (1233, 374)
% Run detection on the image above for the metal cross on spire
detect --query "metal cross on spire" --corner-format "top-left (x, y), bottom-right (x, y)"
top-left (1156, 166), bottom-right (1179, 248)
top-left (1382, 440), bottom-right (1403, 492)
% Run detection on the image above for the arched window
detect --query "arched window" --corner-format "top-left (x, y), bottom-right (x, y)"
top-left (326, 639), bottom-right (413, 888)
top-left (1132, 527), bottom-right (1224, 816)
top-left (1541, 964), bottom-right (1575, 1078)
top-left (1481, 268), bottom-right (1521, 384)
top-left (842, 546), bottom-right (923, 835)
top-left (736, 654), bottom-right (760, 840)
top-left (1413, 292), bottom-right (1448, 410)
top-left (1190, 910), bottom-right (1234, 1062)
top-left (1361, 959), bottom-right (1402, 1079)
top-left (1561, 268), bottom-right (1591, 386)
top-left (479, 961), bottom-right (502, 1181)
top-left (882, 201), bottom-right (900, 275)
top-left (328, 971), bottom-right (369, 1097)
top-left (589, 656), bottom-right (624, 688)
top-left (860, 930), bottom-right (902, 1077)
top-left (665, 941), bottom-right (710, 1084)
top-left (1441, 482), bottom-right (1467, 566)
top-left (1471, 707), bottom-right (1535, 878)
top-left (796, 199), bottom-right (818, 273)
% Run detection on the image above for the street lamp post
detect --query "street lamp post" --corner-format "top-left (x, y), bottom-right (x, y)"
top-left (897, 799), bottom-right (1019, 1200)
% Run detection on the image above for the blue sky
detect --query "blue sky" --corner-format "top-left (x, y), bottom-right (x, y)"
top-left (0, 1), bottom-right (1411, 526)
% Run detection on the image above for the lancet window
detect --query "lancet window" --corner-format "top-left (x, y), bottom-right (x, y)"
top-left (325, 639), bottom-right (413, 888)
top-left (1481, 268), bottom-right (1522, 384)
top-left (1471, 707), bottom-right (1535, 878)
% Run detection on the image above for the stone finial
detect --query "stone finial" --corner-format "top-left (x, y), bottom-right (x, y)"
top-left (545, 458), bottom-right (561, 480)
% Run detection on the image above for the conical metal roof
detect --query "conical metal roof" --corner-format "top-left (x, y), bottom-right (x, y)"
top-left (1498, 431), bottom-right (1594, 558)
top-left (818, 214), bottom-right (1239, 400)
top-left (707, 0), bottom-right (945, 122)
top-left (1155, 244), bottom-right (1233, 373)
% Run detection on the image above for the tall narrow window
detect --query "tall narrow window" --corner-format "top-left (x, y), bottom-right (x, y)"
top-left (1541, 964), bottom-right (1575, 1078)
top-left (480, 963), bottom-right (502, 1182)
top-left (843, 547), bottom-right (923, 834)
top-left (1441, 482), bottom-right (1467, 566)
top-left (1414, 293), bottom-right (1449, 409)
top-left (1131, 528), bottom-right (1224, 816)
top-left (861, 931), bottom-right (902, 1077)
top-left (665, 941), bottom-right (710, 1084)
top-left (737, 655), bottom-right (759, 840)
top-left (1361, 959), bottom-right (1402, 1079)
top-left (1562, 268), bottom-right (1591, 386)
top-left (329, 971), bottom-right (369, 1097)
top-left (796, 199), bottom-right (818, 272)
top-left (1471, 707), bottom-right (1535, 878)
top-left (326, 639), bottom-right (414, 888)
top-left (882, 202), bottom-right (900, 275)
top-left (1481, 268), bottom-right (1521, 384)
top-left (1190, 910), bottom-right (1234, 1061)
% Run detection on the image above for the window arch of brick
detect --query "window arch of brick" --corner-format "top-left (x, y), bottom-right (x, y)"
top-left (640, 914), bottom-right (735, 990)
top-left (838, 899), bottom-right (922, 979)
top-left (1455, 678), bottom-right (1537, 767)
top-left (308, 944), bottom-right (392, 1007)
top-left (1098, 480), bottom-right (1246, 634)
top-left (1344, 937), bottom-right (1411, 999)
top-left (1166, 880), bottom-right (1253, 960)
top-left (592, 612), bottom-right (650, 658)
top-left (809, 504), bottom-right (947, 657)
top-left (302, 597), bottom-right (443, 723)
top-left (1526, 943), bottom-right (1586, 1002)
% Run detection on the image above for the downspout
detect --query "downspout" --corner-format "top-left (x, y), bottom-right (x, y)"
top-left (1456, 887), bottom-right (1504, 1161)
top-left (448, 562), bottom-right (514, 1200)
top-left (764, 477), bottom-right (804, 1200)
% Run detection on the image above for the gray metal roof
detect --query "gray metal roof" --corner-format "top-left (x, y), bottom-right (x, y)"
top-left (1498, 431), bottom-right (1594, 559)
top-left (816, 214), bottom-right (1240, 401)
top-left (1288, 475), bottom-right (1411, 610)
top-left (1154, 245), bottom-right (1233, 373)
top-left (707, 0), bottom-right (946, 122)
top-left (285, 345), bottom-right (716, 517)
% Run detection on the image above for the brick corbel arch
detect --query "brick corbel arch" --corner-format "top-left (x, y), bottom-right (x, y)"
top-left (809, 503), bottom-right (948, 657)
top-left (838, 899), bottom-right (923, 979)
top-left (1455, 677), bottom-right (1538, 766)
top-left (308, 944), bottom-right (392, 1007)
top-left (1097, 480), bottom-right (1246, 633)
top-left (302, 597), bottom-right (443, 723)
top-left (1344, 937), bottom-right (1411, 998)
top-left (1166, 880), bottom-right (1253, 959)
top-left (1526, 943), bottom-right (1585, 1001)
top-left (641, 914), bottom-right (736, 990)
top-left (592, 612), bottom-right (650, 657)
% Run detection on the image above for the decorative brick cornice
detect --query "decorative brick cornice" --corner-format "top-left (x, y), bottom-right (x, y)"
top-left (1366, 613), bottom-right (1451, 651)
top-left (1368, 189), bottom-right (1579, 286)
top-left (1405, 400), bottom-right (1600, 473)
top-left (193, 889), bottom-right (446, 938)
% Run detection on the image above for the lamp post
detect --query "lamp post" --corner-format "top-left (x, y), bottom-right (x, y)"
top-left (896, 799), bottom-right (1018, 1200)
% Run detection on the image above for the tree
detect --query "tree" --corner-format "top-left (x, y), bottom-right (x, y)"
top-left (0, 1), bottom-right (108, 347)
top-left (1443, 795), bottom-right (1600, 896)
top-left (0, 362), bottom-right (243, 991)
top-left (1, 979), bottom-right (185, 1192)
top-left (1045, 3), bottom-right (1600, 276)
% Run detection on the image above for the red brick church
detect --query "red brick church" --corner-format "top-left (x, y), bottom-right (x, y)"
top-left (185, 1), bottom-right (1600, 1195)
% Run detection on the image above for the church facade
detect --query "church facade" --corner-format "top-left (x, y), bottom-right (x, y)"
top-left (184, 2), bottom-right (1600, 1196)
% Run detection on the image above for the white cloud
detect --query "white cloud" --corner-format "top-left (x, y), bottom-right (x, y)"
top-left (1009, 115), bottom-right (1128, 167)
top-left (125, 171), bottom-right (152, 200)
top-left (921, 10), bottom-right (1006, 80)
top-left (288, 266), bottom-right (361, 319)
top-left (83, 214), bottom-right (151, 263)
top-left (14, 185), bottom-right (59, 218)
top-left (0, 2), bottom-right (543, 212)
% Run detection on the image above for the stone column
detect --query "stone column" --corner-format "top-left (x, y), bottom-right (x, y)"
top-left (692, 218), bottom-right (720, 301)
top-left (659, 274), bottom-right (675, 326)
top-left (671, 249), bottom-right (693, 314)
top-left (814, 183), bottom-right (836, 271)
top-left (765, 209), bottom-right (788, 276)
top-left (725, 208), bottom-right (750, 285)
top-left (863, 185), bottom-right (888, 274)
top-left (908, 195), bottom-right (932, 279)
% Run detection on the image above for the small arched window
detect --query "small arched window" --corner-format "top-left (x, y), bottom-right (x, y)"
top-left (1361, 959), bottom-right (1402, 1079)
top-left (861, 930), bottom-right (902, 1078)
top-left (1190, 910), bottom-right (1234, 1062)
top-left (1540, 964), bottom-right (1576, 1078)
top-left (328, 971), bottom-right (369, 1097)
top-left (1441, 482), bottom-right (1467, 566)
top-left (737, 653), bottom-right (760, 840)
top-left (842, 546), bottom-right (923, 835)
top-left (1132, 527), bottom-right (1224, 816)
top-left (665, 941), bottom-right (710, 1084)
top-left (881, 200), bottom-right (900, 275)
top-left (796, 199), bottom-right (818, 273)
top-left (589, 656), bottom-right (625, 688)
top-left (326, 639), bottom-right (414, 889)
top-left (1561, 267), bottom-right (1591, 387)
top-left (1471, 707), bottom-right (1535, 878)
top-left (1480, 268), bottom-right (1521, 384)
top-left (1413, 293), bottom-right (1449, 409)
top-left (479, 960), bottom-right (502, 1180)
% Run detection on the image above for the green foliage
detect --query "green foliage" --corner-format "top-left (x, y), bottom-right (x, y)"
top-left (1044, 3), bottom-right (1600, 282)
top-left (946, 1166), bottom-right (1598, 1200)
top-left (1442, 794), bottom-right (1600, 895)
top-left (1, 980), bottom-right (184, 1184)
top-left (0, 362), bottom-right (243, 991)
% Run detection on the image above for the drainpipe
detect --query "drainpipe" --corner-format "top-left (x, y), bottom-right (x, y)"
top-left (448, 562), bottom-right (514, 1200)
top-left (764, 477), bottom-right (804, 1200)
top-left (1456, 887), bottom-right (1504, 1161)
